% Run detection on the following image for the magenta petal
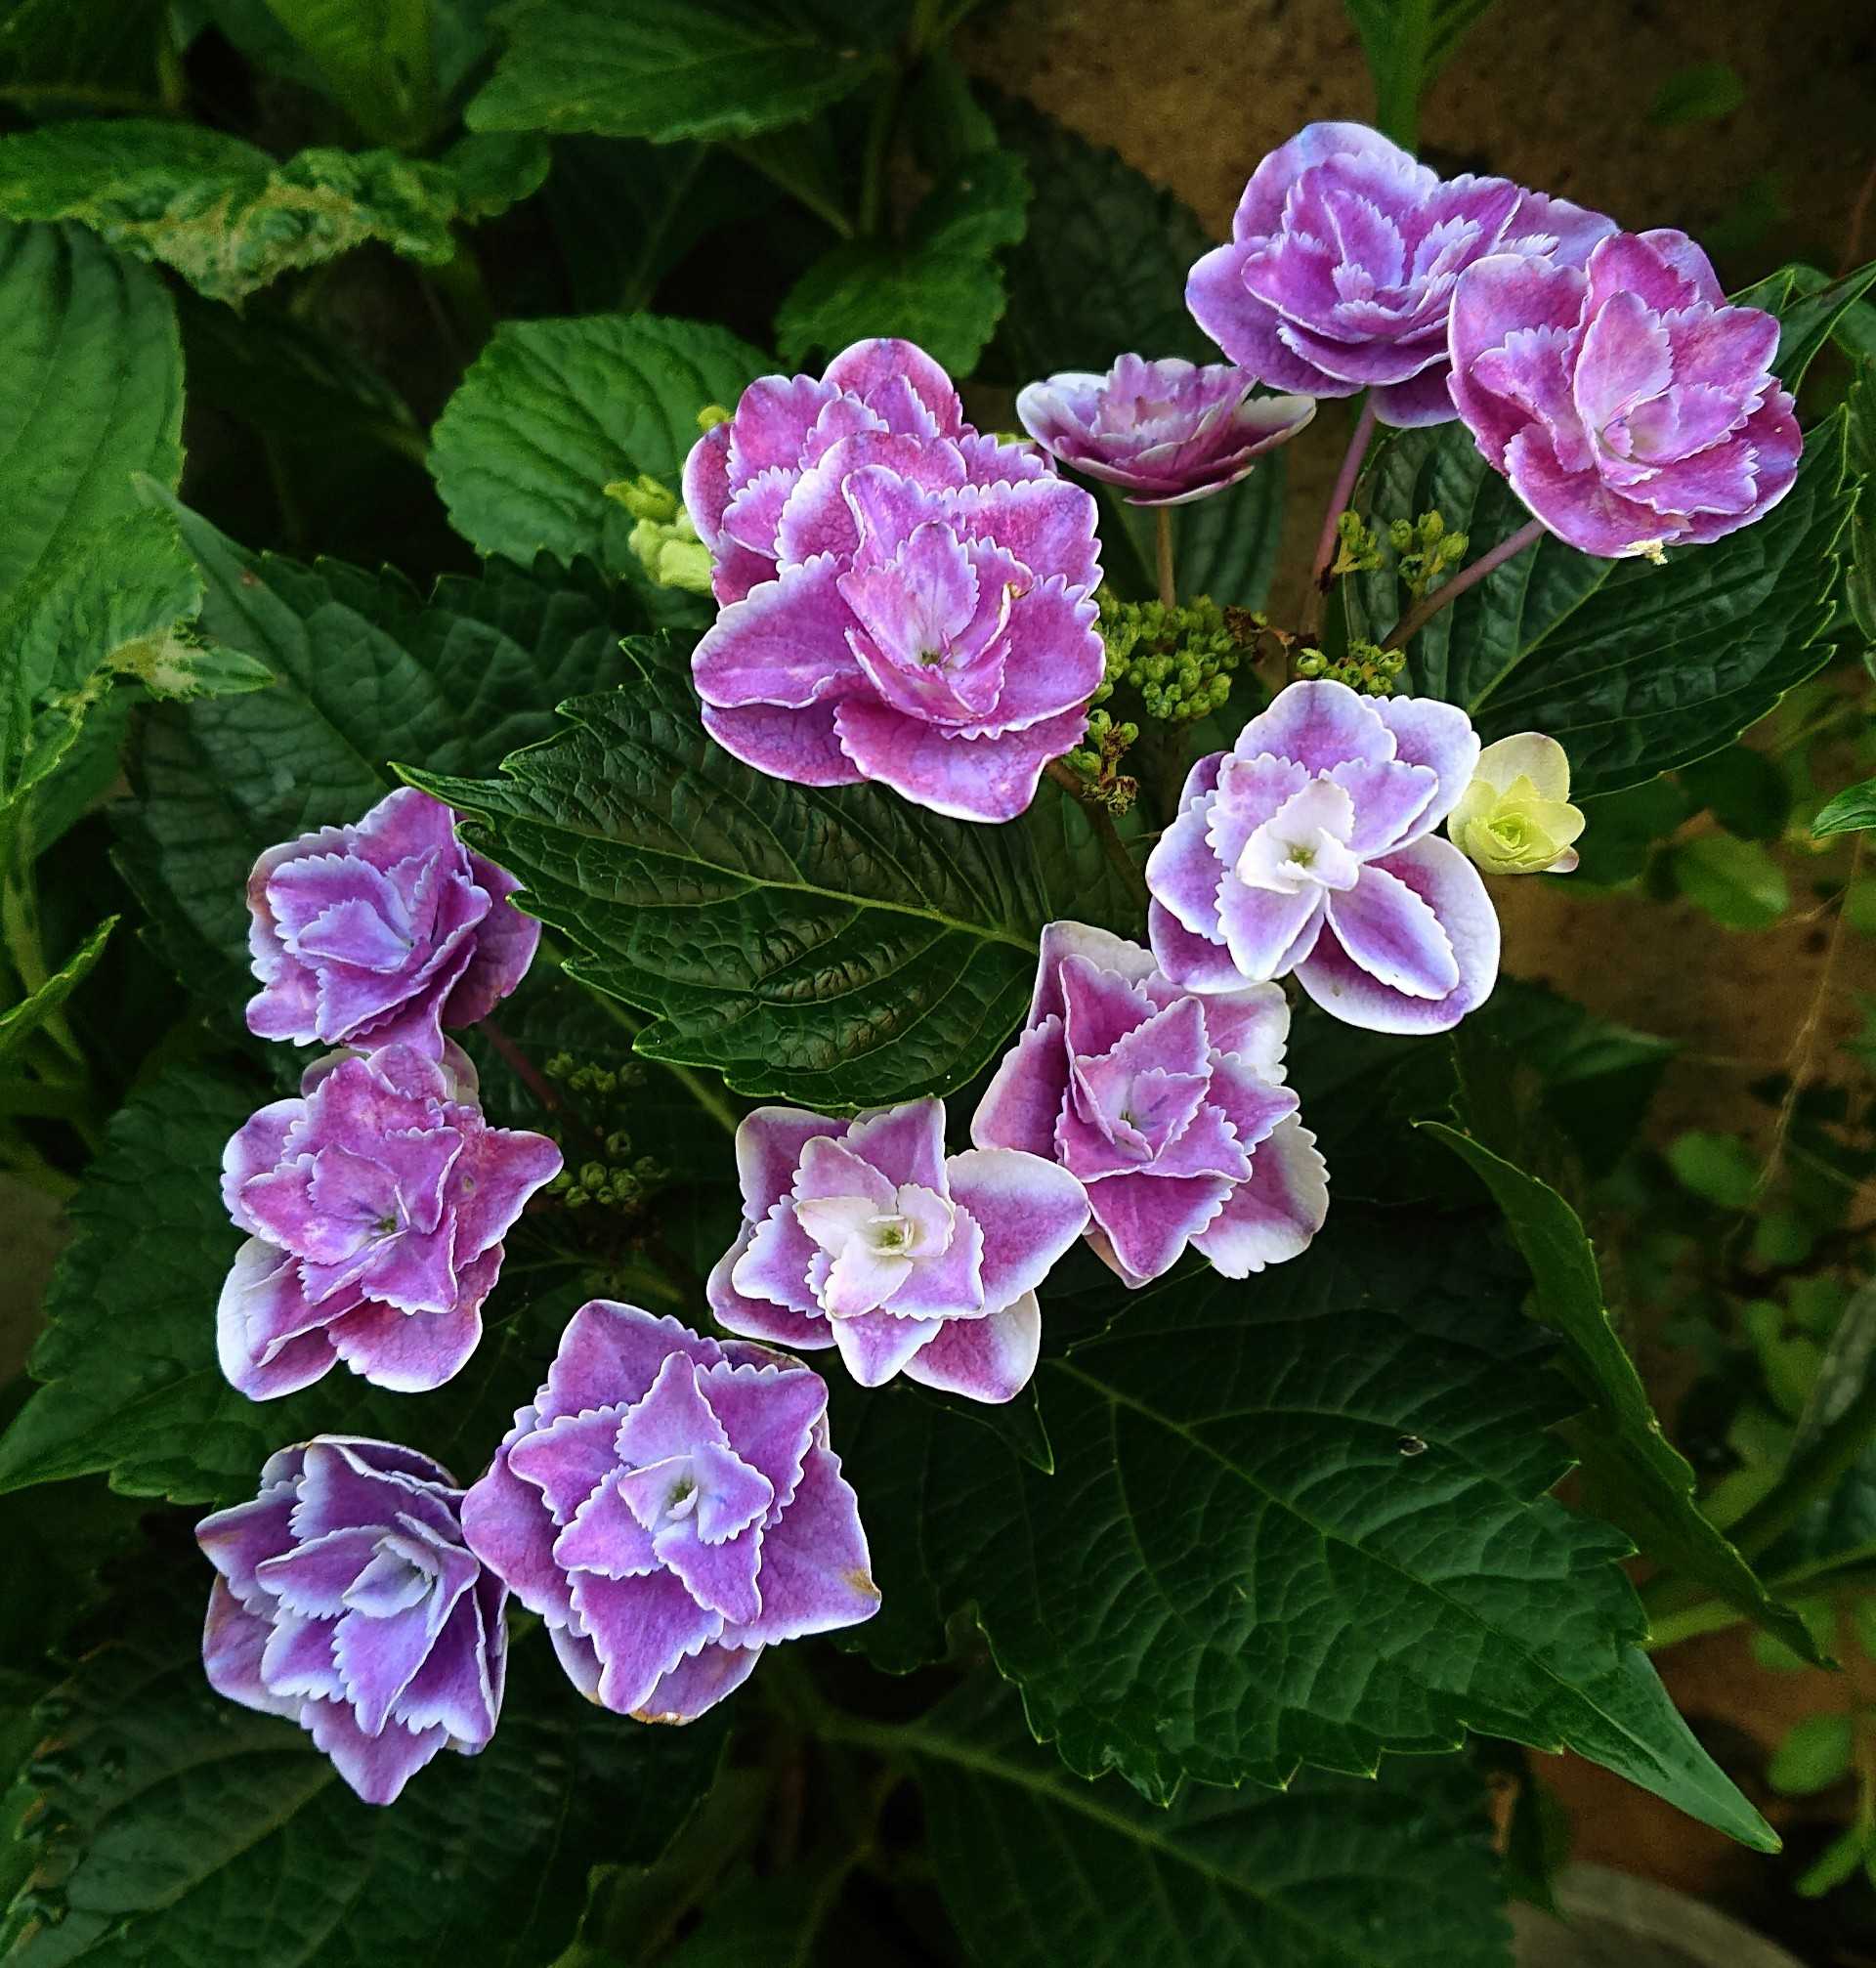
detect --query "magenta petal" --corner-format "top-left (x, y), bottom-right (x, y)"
top-left (1297, 834), bottom-right (1499, 1033)
top-left (840, 1097), bottom-right (948, 1193)
top-left (1215, 875), bottom-right (1324, 983)
top-left (633, 1641), bottom-right (760, 1723)
top-left (616, 1353), bottom-right (730, 1466)
top-left (1447, 253), bottom-right (1589, 466)
top-left (830, 1308), bottom-right (945, 1387)
top-left (1365, 695), bottom-right (1481, 838)
top-left (697, 1360), bottom-right (826, 1515)
top-left (1147, 899), bottom-right (1248, 994)
top-left (395, 1587), bottom-right (501, 1744)
top-left (971, 1015), bottom-right (1071, 1159)
top-left (203, 1579), bottom-right (300, 1717)
top-left (541, 1301), bottom-right (724, 1425)
top-left (822, 337), bottom-right (964, 435)
top-left (692, 554), bottom-right (862, 710)
top-left (834, 700), bottom-right (1085, 824)
top-left (197, 1485), bottom-right (298, 1610)
top-left (508, 1403), bottom-right (634, 1523)
top-left (1144, 792), bottom-right (1229, 941)
top-left (733, 1200), bottom-right (822, 1313)
top-left (1230, 679), bottom-right (1396, 775)
top-left (727, 373), bottom-right (837, 479)
top-left (682, 421), bottom-right (733, 549)
top-left (552, 1470), bottom-right (661, 1576)
top-left (734, 1106), bottom-right (848, 1217)
top-left (255, 1525), bottom-right (379, 1617)
top-left (570, 1566), bottom-right (722, 1717)
top-left (900, 1294), bottom-right (1044, 1404)
top-left (657, 1518), bottom-right (764, 1626)
top-left (1324, 860), bottom-right (1461, 1000)
top-left (950, 478), bottom-right (1101, 595)
top-left (1087, 1168), bottom-right (1232, 1286)
top-left (1192, 1116), bottom-right (1330, 1277)
top-left (728, 1443), bottom-right (877, 1645)
top-left (305, 1701), bottom-right (449, 1806)
top-left (959, 1147), bottom-right (1128, 1276)
top-left (701, 699), bottom-right (863, 788)
top-left (325, 1295), bottom-right (484, 1394)
top-left (1502, 427), bottom-right (1674, 557)
top-left (1368, 364), bottom-right (1460, 428)
top-left (260, 1612), bottom-right (345, 1702)
top-left (217, 1238), bottom-right (339, 1401)
top-left (462, 1423), bottom-right (576, 1625)
top-left (884, 1206), bottom-right (985, 1318)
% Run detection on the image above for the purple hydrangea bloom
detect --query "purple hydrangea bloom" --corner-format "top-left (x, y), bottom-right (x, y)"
top-left (973, 923), bottom-right (1329, 1288)
top-left (198, 1436), bottom-right (507, 1805)
top-left (1014, 356), bottom-right (1315, 505)
top-left (219, 1043), bottom-right (562, 1399)
top-left (1186, 122), bottom-right (1614, 427)
top-left (685, 337), bottom-right (1105, 823)
top-left (706, 1096), bottom-right (1089, 1403)
top-left (461, 1304), bottom-right (877, 1722)
top-left (246, 787), bottom-right (540, 1059)
top-left (1447, 229), bottom-right (1802, 558)
top-left (1145, 680), bottom-right (1501, 1034)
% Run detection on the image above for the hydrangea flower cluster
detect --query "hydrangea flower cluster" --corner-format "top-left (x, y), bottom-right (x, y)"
top-left (1016, 355), bottom-right (1315, 504)
top-left (706, 1096), bottom-right (1089, 1403)
top-left (461, 1303), bottom-right (877, 1721)
top-left (1186, 121), bottom-right (1614, 427)
top-left (974, 923), bottom-right (1328, 1287)
top-left (246, 786), bottom-right (538, 1058)
top-left (218, 1043), bottom-right (561, 1397)
top-left (1447, 229), bottom-right (1799, 557)
top-left (685, 336), bottom-right (1106, 822)
top-left (192, 112), bottom-right (1812, 1814)
top-left (198, 1436), bottom-right (507, 1805)
top-left (1146, 681), bottom-right (1501, 1034)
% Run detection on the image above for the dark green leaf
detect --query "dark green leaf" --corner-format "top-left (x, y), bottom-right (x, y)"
top-left (467, 0), bottom-right (887, 144)
top-left (1766, 1714), bottom-right (1854, 1797)
top-left (0, 1559), bottom-right (727, 1964)
top-left (0, 0), bottom-right (169, 110)
top-left (0, 1065), bottom-right (576, 1504)
top-left (251, 0), bottom-right (440, 147)
top-left (0, 918), bottom-right (114, 1073)
top-left (1341, 0), bottom-right (1498, 149)
top-left (907, 1676), bottom-right (1513, 1968)
top-left (837, 1215), bottom-right (1775, 1848)
top-left (113, 502), bottom-right (647, 1015)
top-left (0, 221), bottom-right (182, 613)
top-left (1420, 1121), bottom-right (1820, 1665)
top-left (0, 119), bottom-right (545, 304)
top-left (405, 640), bottom-right (1137, 1108)
top-left (1675, 745), bottom-right (1791, 840)
top-left (1570, 778), bottom-right (1690, 886)
top-left (1748, 259), bottom-right (1876, 393)
top-left (776, 150), bottom-right (1028, 376)
top-left (1814, 773), bottom-right (1876, 837)
top-left (991, 94), bottom-right (1215, 376)
top-left (1646, 62), bottom-right (1746, 127)
top-left (429, 312), bottom-right (767, 571)
top-left (1849, 363), bottom-right (1876, 653)
top-left (1344, 409), bottom-right (1853, 796)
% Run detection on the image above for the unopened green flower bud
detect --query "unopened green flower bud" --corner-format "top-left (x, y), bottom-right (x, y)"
top-left (607, 473), bottom-right (679, 524)
top-left (1296, 650), bottom-right (1328, 678)
top-left (696, 403), bottom-right (731, 432)
top-left (1449, 734), bottom-right (1585, 877)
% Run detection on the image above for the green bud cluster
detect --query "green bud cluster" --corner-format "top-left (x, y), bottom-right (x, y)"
top-left (1293, 638), bottom-right (1408, 697)
top-left (1328, 508), bottom-right (1386, 578)
top-left (1062, 704), bottom-right (1142, 813)
top-left (1094, 592), bottom-right (1257, 728)
top-left (604, 473), bottom-right (715, 593)
top-left (538, 1054), bottom-right (667, 1217)
top-left (1389, 509), bottom-right (1468, 601)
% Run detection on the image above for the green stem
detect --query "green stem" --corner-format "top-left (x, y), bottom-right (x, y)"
top-left (856, 71), bottom-right (904, 238)
top-left (1045, 760), bottom-right (1151, 910)
top-left (568, 971), bottom-right (743, 1140)
top-left (1154, 507), bottom-right (1176, 610)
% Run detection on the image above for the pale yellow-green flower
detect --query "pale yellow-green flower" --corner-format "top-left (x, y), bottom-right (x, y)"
top-left (1448, 733), bottom-right (1585, 876)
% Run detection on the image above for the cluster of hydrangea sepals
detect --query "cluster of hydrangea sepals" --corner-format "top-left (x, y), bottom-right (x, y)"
top-left (684, 336), bottom-right (1106, 823)
top-left (460, 1302), bottom-right (878, 1722)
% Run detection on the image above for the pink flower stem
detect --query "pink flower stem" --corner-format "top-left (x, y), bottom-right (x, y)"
top-left (1301, 396), bottom-right (1379, 634)
top-left (1380, 517), bottom-right (1547, 652)
top-left (1045, 759), bottom-right (1151, 910)
top-left (479, 1015), bottom-right (564, 1119)
top-left (1155, 507), bottom-right (1176, 609)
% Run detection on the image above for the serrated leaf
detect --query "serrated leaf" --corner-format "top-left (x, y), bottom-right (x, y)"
top-left (0, 221), bottom-right (182, 613)
top-left (1814, 774), bottom-right (1876, 837)
top-left (258, 0), bottom-right (440, 147)
top-left (1343, 408), bottom-right (1854, 795)
top-left (467, 0), bottom-right (887, 144)
top-left (1341, 0), bottom-right (1498, 148)
top-left (0, 119), bottom-right (545, 304)
top-left (0, 1560), bottom-right (727, 1964)
top-left (429, 312), bottom-right (767, 571)
top-left (0, 917), bottom-right (114, 1073)
top-left (907, 1677), bottom-right (1513, 1968)
top-left (113, 501), bottom-right (648, 1015)
top-left (992, 94), bottom-right (1215, 376)
top-left (1733, 259), bottom-right (1876, 393)
top-left (777, 150), bottom-right (1028, 376)
top-left (405, 641), bottom-right (1137, 1108)
top-left (1419, 1122), bottom-right (1821, 1666)
top-left (834, 1217), bottom-right (1775, 1849)
top-left (1850, 363), bottom-right (1876, 653)
top-left (0, 1064), bottom-right (578, 1505)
